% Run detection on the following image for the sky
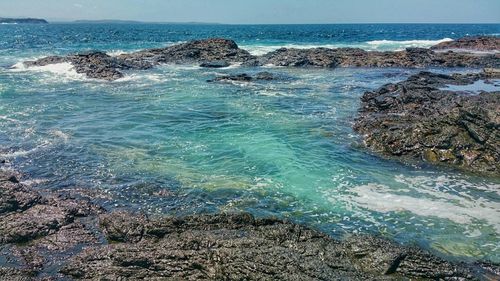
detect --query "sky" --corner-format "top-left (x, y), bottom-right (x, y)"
top-left (0, 0), bottom-right (499, 24)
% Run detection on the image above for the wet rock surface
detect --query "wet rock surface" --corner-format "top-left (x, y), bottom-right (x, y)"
top-left (1, 170), bottom-right (499, 280)
top-left (207, 71), bottom-right (276, 83)
top-left (60, 212), bottom-right (485, 281)
top-left (258, 46), bottom-right (499, 68)
top-left (431, 36), bottom-right (500, 52)
top-left (354, 70), bottom-right (500, 175)
top-left (22, 36), bottom-right (500, 81)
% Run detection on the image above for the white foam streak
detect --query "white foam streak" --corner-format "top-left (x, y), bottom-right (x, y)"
top-left (242, 38), bottom-right (455, 55)
top-left (366, 38), bottom-right (453, 49)
top-left (348, 176), bottom-right (500, 234)
top-left (11, 62), bottom-right (85, 81)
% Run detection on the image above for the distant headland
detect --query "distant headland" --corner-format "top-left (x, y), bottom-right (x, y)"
top-left (0, 17), bottom-right (48, 24)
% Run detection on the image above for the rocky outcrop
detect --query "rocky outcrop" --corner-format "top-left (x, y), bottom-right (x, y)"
top-left (122, 38), bottom-right (256, 65)
top-left (22, 36), bottom-right (500, 81)
top-left (258, 46), bottom-right (500, 68)
top-left (1, 170), bottom-right (499, 280)
top-left (24, 51), bottom-right (153, 81)
top-left (354, 70), bottom-right (500, 175)
top-left (431, 36), bottom-right (500, 52)
top-left (61, 212), bottom-right (481, 281)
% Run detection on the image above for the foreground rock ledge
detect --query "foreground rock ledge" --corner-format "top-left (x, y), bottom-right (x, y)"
top-left (22, 36), bottom-right (500, 81)
top-left (354, 70), bottom-right (500, 175)
top-left (1, 171), bottom-right (499, 280)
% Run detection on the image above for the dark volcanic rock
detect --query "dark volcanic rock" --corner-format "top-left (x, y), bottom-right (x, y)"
top-left (200, 60), bottom-right (231, 68)
top-left (61, 212), bottom-right (477, 281)
top-left (207, 71), bottom-right (276, 83)
top-left (0, 171), bottom-right (102, 278)
top-left (126, 38), bottom-right (256, 65)
top-left (354, 70), bottom-right (500, 175)
top-left (24, 51), bottom-right (153, 81)
top-left (0, 173), bottom-right (41, 214)
top-left (431, 36), bottom-right (500, 52)
top-left (259, 46), bottom-right (500, 68)
top-left (1, 170), bottom-right (498, 280)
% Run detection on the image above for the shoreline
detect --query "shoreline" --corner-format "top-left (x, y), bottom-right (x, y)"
top-left (1, 169), bottom-right (499, 280)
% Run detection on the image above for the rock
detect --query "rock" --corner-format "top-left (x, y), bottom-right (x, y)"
top-left (0, 173), bottom-right (42, 215)
top-left (23, 51), bottom-right (148, 81)
top-left (259, 46), bottom-right (499, 68)
top-left (1, 170), bottom-right (498, 280)
top-left (0, 204), bottom-right (73, 244)
top-left (0, 267), bottom-right (37, 281)
top-left (60, 212), bottom-right (484, 280)
top-left (255, 71), bottom-right (275, 80)
top-left (354, 71), bottom-right (500, 175)
top-left (207, 71), bottom-right (276, 83)
top-left (22, 37), bottom-right (500, 81)
top-left (259, 47), bottom-right (340, 67)
top-left (100, 212), bottom-right (146, 243)
top-left (0, 171), bottom-right (102, 278)
top-left (342, 235), bottom-right (473, 279)
top-left (200, 60), bottom-right (230, 68)
top-left (118, 38), bottom-right (256, 69)
top-left (431, 36), bottom-right (500, 51)
top-left (483, 68), bottom-right (500, 78)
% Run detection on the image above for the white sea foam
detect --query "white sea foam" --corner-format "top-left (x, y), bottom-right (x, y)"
top-left (11, 62), bottom-right (86, 81)
top-left (50, 130), bottom-right (70, 141)
top-left (0, 140), bottom-right (52, 159)
top-left (242, 38), bottom-right (455, 55)
top-left (107, 50), bottom-right (128, 56)
top-left (366, 38), bottom-right (454, 50)
top-left (21, 178), bottom-right (49, 186)
top-left (114, 72), bottom-right (165, 83)
top-left (0, 115), bottom-right (19, 123)
top-left (346, 176), bottom-right (500, 234)
top-left (242, 44), bottom-right (347, 56)
top-left (0, 147), bottom-right (40, 158)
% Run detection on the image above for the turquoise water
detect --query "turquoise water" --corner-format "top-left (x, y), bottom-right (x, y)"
top-left (0, 24), bottom-right (499, 263)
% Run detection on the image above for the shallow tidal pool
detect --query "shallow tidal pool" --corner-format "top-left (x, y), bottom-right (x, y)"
top-left (1, 61), bottom-right (499, 263)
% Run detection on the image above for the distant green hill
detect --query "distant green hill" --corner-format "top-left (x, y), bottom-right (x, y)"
top-left (0, 18), bottom-right (48, 24)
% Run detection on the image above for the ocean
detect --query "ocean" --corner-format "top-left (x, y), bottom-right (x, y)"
top-left (0, 23), bottom-right (499, 263)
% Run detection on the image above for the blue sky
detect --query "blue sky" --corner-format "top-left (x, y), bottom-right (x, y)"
top-left (1, 0), bottom-right (499, 24)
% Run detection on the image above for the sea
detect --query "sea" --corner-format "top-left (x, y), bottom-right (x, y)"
top-left (0, 23), bottom-right (499, 263)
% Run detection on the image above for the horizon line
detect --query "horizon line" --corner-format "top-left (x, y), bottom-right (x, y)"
top-left (48, 20), bottom-right (500, 25)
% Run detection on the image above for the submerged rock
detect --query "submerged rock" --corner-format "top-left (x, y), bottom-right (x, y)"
top-left (200, 60), bottom-right (231, 68)
top-left (207, 71), bottom-right (276, 83)
top-left (354, 70), bottom-right (500, 175)
top-left (2, 170), bottom-right (498, 280)
top-left (431, 36), bottom-right (500, 52)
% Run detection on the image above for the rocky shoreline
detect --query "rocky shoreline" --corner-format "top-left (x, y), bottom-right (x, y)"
top-left (1, 169), bottom-right (499, 280)
top-left (22, 36), bottom-right (500, 81)
top-left (354, 69), bottom-right (499, 176)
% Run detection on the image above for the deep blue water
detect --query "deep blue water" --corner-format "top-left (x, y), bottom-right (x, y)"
top-left (0, 24), bottom-right (499, 263)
